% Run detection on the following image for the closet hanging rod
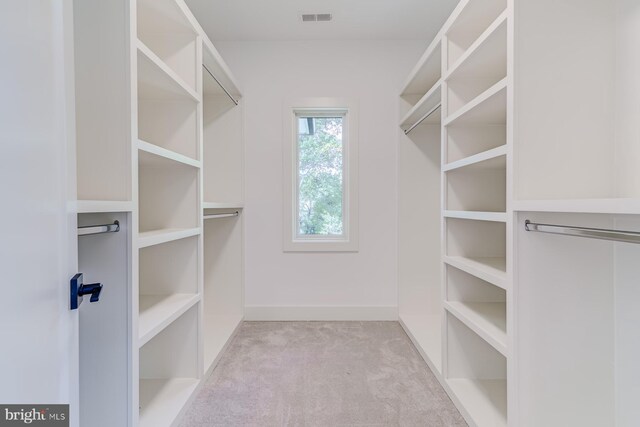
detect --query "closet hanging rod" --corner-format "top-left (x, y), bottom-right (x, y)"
top-left (203, 64), bottom-right (239, 106)
top-left (524, 220), bottom-right (640, 244)
top-left (78, 220), bottom-right (120, 237)
top-left (404, 103), bottom-right (441, 135)
top-left (204, 211), bottom-right (239, 220)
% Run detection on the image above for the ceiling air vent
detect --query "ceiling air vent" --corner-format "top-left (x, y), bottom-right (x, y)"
top-left (301, 13), bottom-right (333, 22)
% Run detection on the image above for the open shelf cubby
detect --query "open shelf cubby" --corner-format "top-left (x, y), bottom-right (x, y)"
top-left (203, 209), bottom-right (244, 372)
top-left (139, 305), bottom-right (199, 427)
top-left (445, 265), bottom-right (506, 355)
top-left (78, 212), bottom-right (130, 427)
top-left (138, 153), bottom-right (199, 236)
top-left (446, 0), bottom-right (507, 69)
top-left (137, 0), bottom-right (198, 93)
top-left (139, 236), bottom-right (199, 347)
top-left (446, 164), bottom-right (506, 213)
top-left (446, 313), bottom-right (507, 427)
top-left (445, 218), bottom-right (506, 289)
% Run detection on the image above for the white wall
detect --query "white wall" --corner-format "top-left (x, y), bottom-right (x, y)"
top-left (215, 40), bottom-right (424, 319)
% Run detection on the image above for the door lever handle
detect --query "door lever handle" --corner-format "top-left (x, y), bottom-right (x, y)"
top-left (70, 273), bottom-right (103, 310)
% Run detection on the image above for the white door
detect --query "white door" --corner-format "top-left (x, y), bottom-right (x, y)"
top-left (0, 1), bottom-right (79, 425)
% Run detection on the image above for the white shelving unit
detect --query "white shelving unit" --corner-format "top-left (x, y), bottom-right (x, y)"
top-left (72, 0), bottom-right (243, 425)
top-left (399, 0), bottom-right (511, 425)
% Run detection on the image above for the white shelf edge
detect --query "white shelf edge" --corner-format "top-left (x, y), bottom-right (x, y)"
top-left (137, 228), bottom-right (201, 249)
top-left (400, 36), bottom-right (443, 97)
top-left (513, 198), bottom-right (640, 214)
top-left (400, 81), bottom-right (442, 131)
top-left (73, 200), bottom-right (135, 213)
top-left (443, 145), bottom-right (507, 172)
top-left (138, 378), bottom-right (199, 427)
top-left (137, 39), bottom-right (200, 102)
top-left (202, 37), bottom-right (242, 100)
top-left (444, 210), bottom-right (507, 223)
top-left (138, 139), bottom-right (201, 169)
top-left (138, 294), bottom-right (201, 348)
top-left (444, 78), bottom-right (507, 127)
top-left (446, 378), bottom-right (507, 427)
top-left (443, 256), bottom-right (507, 290)
top-left (443, 10), bottom-right (508, 82)
top-left (398, 314), bottom-right (442, 374)
top-left (444, 301), bottom-right (507, 356)
top-left (202, 201), bottom-right (245, 210)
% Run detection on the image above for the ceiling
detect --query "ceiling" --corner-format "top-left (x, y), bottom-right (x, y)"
top-left (184, 0), bottom-right (460, 41)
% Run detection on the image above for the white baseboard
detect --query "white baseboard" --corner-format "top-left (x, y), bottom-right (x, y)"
top-left (244, 306), bottom-right (398, 321)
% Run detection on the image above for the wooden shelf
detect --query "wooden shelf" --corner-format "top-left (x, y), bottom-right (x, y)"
top-left (400, 82), bottom-right (442, 131)
top-left (399, 314), bottom-right (442, 374)
top-left (444, 256), bottom-right (507, 289)
top-left (444, 78), bottom-right (507, 127)
top-left (74, 200), bottom-right (134, 213)
top-left (513, 198), bottom-right (640, 214)
top-left (137, 40), bottom-right (200, 102)
top-left (138, 228), bottom-right (200, 249)
top-left (400, 37), bottom-right (442, 98)
top-left (139, 378), bottom-right (199, 427)
top-left (203, 314), bottom-right (243, 373)
top-left (444, 210), bottom-right (507, 223)
top-left (445, 301), bottom-right (506, 356)
top-left (444, 145), bottom-right (507, 172)
top-left (445, 11), bottom-right (507, 82)
top-left (447, 378), bottom-right (507, 427)
top-left (203, 201), bottom-right (244, 210)
top-left (138, 294), bottom-right (200, 347)
top-left (138, 140), bottom-right (200, 169)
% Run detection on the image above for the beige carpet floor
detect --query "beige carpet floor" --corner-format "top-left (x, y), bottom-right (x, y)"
top-left (180, 321), bottom-right (467, 427)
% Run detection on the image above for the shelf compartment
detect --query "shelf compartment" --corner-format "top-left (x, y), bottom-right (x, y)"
top-left (202, 37), bottom-right (242, 102)
top-left (139, 305), bottom-right (199, 427)
top-left (139, 294), bottom-right (200, 347)
top-left (138, 139), bottom-right (200, 169)
top-left (444, 210), bottom-right (506, 223)
top-left (138, 228), bottom-right (200, 249)
top-left (444, 145), bottom-right (506, 172)
top-left (137, 0), bottom-right (198, 93)
top-left (138, 154), bottom-right (199, 235)
top-left (445, 11), bottom-right (508, 82)
top-left (137, 40), bottom-right (199, 102)
top-left (444, 78), bottom-right (507, 127)
top-left (446, 312), bottom-right (507, 427)
top-left (444, 256), bottom-right (506, 290)
top-left (445, 301), bottom-right (506, 356)
top-left (400, 82), bottom-right (442, 132)
top-left (399, 314), bottom-right (442, 374)
top-left (445, 13), bottom-right (507, 116)
top-left (446, 218), bottom-right (506, 266)
top-left (445, 0), bottom-right (507, 68)
top-left (447, 166), bottom-right (506, 212)
top-left (203, 213), bottom-right (244, 371)
top-left (400, 37), bottom-right (442, 101)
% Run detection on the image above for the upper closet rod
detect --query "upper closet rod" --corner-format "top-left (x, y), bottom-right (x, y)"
top-left (404, 103), bottom-right (441, 135)
top-left (78, 220), bottom-right (120, 237)
top-left (203, 64), bottom-right (239, 106)
top-left (204, 211), bottom-right (239, 220)
top-left (524, 220), bottom-right (640, 244)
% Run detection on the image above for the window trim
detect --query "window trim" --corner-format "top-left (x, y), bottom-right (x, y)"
top-left (283, 98), bottom-right (359, 252)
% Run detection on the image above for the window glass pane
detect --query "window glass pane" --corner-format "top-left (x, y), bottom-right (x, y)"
top-left (297, 116), bottom-right (344, 236)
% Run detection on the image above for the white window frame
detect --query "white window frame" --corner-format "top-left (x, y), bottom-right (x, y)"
top-left (283, 98), bottom-right (359, 252)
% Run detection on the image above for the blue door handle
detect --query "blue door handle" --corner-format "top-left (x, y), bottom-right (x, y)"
top-left (70, 273), bottom-right (103, 310)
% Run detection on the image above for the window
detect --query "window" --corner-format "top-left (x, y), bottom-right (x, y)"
top-left (283, 99), bottom-right (358, 252)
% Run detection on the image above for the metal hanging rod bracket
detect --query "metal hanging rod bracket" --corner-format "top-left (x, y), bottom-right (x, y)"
top-left (404, 103), bottom-right (441, 135)
top-left (204, 211), bottom-right (240, 220)
top-left (78, 220), bottom-right (120, 237)
top-left (524, 220), bottom-right (640, 245)
top-left (203, 64), bottom-right (239, 106)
